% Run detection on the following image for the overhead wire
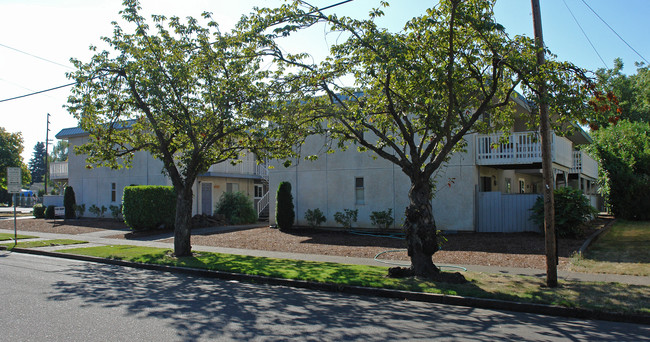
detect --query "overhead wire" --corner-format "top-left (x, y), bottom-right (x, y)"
top-left (0, 0), bottom-right (356, 104)
top-left (0, 42), bottom-right (74, 70)
top-left (579, 0), bottom-right (649, 65)
top-left (561, 0), bottom-right (608, 69)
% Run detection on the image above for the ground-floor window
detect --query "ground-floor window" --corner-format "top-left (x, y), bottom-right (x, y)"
top-left (355, 177), bottom-right (364, 204)
top-left (111, 183), bottom-right (116, 202)
top-left (519, 179), bottom-right (525, 193)
top-left (226, 182), bottom-right (239, 193)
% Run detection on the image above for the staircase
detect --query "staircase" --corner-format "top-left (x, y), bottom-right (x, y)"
top-left (256, 162), bottom-right (270, 221)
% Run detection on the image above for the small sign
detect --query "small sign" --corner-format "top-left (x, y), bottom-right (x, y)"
top-left (54, 207), bottom-right (65, 217)
top-left (7, 167), bottom-right (21, 194)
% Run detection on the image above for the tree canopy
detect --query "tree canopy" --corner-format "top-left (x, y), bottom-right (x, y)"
top-left (0, 127), bottom-right (30, 204)
top-left (248, 0), bottom-right (597, 279)
top-left (66, 0), bottom-right (300, 256)
top-left (29, 142), bottom-right (47, 183)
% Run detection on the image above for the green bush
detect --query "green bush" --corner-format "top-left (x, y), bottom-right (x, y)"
top-left (109, 204), bottom-right (122, 221)
top-left (370, 209), bottom-right (394, 230)
top-left (88, 204), bottom-right (100, 217)
top-left (334, 209), bottom-right (358, 230)
top-left (304, 208), bottom-right (326, 228)
top-left (63, 186), bottom-right (76, 219)
top-left (530, 187), bottom-right (598, 238)
top-left (215, 191), bottom-right (257, 225)
top-left (45, 205), bottom-right (55, 219)
top-left (33, 204), bottom-right (45, 218)
top-left (75, 204), bottom-right (86, 218)
top-left (122, 186), bottom-right (176, 231)
top-left (276, 182), bottom-right (295, 230)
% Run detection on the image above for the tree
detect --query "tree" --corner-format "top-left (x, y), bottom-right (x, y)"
top-left (66, 0), bottom-right (299, 256)
top-left (0, 127), bottom-right (31, 205)
top-left (590, 58), bottom-right (650, 128)
top-left (49, 140), bottom-right (69, 162)
top-left (250, 0), bottom-right (595, 280)
top-left (585, 120), bottom-right (650, 219)
top-left (29, 142), bottom-right (47, 183)
top-left (64, 186), bottom-right (77, 219)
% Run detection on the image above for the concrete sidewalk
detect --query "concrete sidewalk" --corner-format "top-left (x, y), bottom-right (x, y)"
top-left (1, 226), bottom-right (648, 286)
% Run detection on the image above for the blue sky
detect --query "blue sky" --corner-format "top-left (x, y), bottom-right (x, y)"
top-left (1, 0), bottom-right (648, 162)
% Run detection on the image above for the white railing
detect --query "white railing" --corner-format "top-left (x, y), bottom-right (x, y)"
top-left (476, 131), bottom-right (574, 168)
top-left (208, 160), bottom-right (268, 177)
top-left (571, 151), bottom-right (598, 179)
top-left (256, 191), bottom-right (269, 217)
top-left (49, 161), bottom-right (68, 179)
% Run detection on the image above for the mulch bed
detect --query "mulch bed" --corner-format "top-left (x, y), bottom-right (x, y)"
top-left (1, 216), bottom-right (612, 270)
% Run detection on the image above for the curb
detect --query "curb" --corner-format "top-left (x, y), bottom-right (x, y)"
top-left (8, 247), bottom-right (649, 326)
top-left (578, 218), bottom-right (617, 255)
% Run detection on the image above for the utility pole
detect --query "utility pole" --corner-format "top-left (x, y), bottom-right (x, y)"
top-left (531, 0), bottom-right (557, 288)
top-left (44, 113), bottom-right (51, 195)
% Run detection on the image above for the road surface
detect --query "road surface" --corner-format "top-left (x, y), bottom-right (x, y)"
top-left (0, 252), bottom-right (648, 341)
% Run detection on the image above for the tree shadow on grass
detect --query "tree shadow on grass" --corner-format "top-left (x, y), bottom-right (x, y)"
top-left (45, 261), bottom-right (649, 341)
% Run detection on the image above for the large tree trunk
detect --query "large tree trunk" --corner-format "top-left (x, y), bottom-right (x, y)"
top-left (389, 173), bottom-right (466, 283)
top-left (173, 186), bottom-right (193, 257)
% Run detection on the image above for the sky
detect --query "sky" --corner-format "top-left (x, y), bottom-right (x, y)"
top-left (1, 0), bottom-right (649, 163)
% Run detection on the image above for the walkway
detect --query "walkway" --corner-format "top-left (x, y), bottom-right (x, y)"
top-left (1, 224), bottom-right (648, 286)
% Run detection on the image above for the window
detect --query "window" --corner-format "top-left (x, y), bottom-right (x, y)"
top-left (111, 183), bottom-right (116, 202)
top-left (226, 183), bottom-right (239, 193)
top-left (519, 179), bottom-right (525, 194)
top-left (355, 177), bottom-right (364, 204)
top-left (254, 184), bottom-right (264, 198)
top-left (505, 178), bottom-right (512, 193)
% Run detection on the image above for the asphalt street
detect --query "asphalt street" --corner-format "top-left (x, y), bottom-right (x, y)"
top-left (1, 252), bottom-right (648, 341)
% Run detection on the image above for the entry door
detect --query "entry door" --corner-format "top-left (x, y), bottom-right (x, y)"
top-left (201, 182), bottom-right (212, 215)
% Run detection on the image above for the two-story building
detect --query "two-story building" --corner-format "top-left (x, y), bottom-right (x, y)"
top-left (268, 95), bottom-right (599, 233)
top-left (53, 126), bottom-right (270, 218)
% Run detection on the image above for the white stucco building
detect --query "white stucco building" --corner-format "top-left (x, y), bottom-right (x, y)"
top-left (53, 127), bottom-right (269, 218)
top-left (268, 96), bottom-right (599, 232)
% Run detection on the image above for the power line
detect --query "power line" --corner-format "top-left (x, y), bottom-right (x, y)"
top-left (579, 0), bottom-right (649, 65)
top-left (0, 43), bottom-right (74, 70)
top-left (0, 1), bottom-right (355, 104)
top-left (562, 0), bottom-right (608, 69)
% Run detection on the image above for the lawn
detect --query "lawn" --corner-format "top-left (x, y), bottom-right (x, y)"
top-left (2, 239), bottom-right (88, 249)
top-left (0, 233), bottom-right (37, 241)
top-left (568, 220), bottom-right (650, 276)
top-left (58, 244), bottom-right (650, 316)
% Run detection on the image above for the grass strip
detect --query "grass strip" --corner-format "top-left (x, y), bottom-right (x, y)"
top-left (58, 245), bottom-right (650, 315)
top-left (0, 233), bottom-right (37, 241)
top-left (3, 239), bottom-right (88, 249)
top-left (569, 220), bottom-right (650, 276)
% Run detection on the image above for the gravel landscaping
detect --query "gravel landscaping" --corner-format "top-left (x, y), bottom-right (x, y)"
top-left (0, 216), bottom-right (612, 270)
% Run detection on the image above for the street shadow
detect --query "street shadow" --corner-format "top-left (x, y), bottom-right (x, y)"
top-left (45, 262), bottom-right (649, 341)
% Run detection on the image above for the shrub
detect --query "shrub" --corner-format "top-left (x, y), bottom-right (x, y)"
top-left (334, 209), bottom-right (358, 230)
top-left (276, 182), bottom-right (295, 230)
top-left (215, 191), bottom-right (257, 225)
top-left (370, 209), bottom-right (394, 230)
top-left (88, 204), bottom-right (100, 217)
top-left (122, 185), bottom-right (176, 231)
top-left (63, 186), bottom-right (76, 219)
top-left (109, 204), bottom-right (123, 221)
top-left (33, 203), bottom-right (45, 218)
top-left (304, 208), bottom-right (326, 228)
top-left (75, 204), bottom-right (86, 218)
top-left (530, 187), bottom-right (598, 238)
top-left (45, 205), bottom-right (55, 219)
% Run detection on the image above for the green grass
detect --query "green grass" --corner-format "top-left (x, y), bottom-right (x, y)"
top-left (568, 220), bottom-right (650, 276)
top-left (58, 245), bottom-right (650, 315)
top-left (2, 239), bottom-right (88, 249)
top-left (0, 233), bottom-right (37, 241)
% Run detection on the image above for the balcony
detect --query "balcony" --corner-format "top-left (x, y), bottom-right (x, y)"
top-left (571, 151), bottom-right (598, 179)
top-left (475, 131), bottom-right (573, 168)
top-left (49, 161), bottom-right (68, 180)
top-left (205, 160), bottom-right (268, 180)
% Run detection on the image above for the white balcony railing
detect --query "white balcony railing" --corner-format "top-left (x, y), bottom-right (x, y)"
top-left (207, 159), bottom-right (268, 178)
top-left (475, 131), bottom-right (574, 168)
top-left (49, 161), bottom-right (68, 179)
top-left (571, 151), bottom-right (598, 179)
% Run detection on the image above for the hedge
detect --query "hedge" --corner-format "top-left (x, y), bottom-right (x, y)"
top-left (122, 185), bottom-right (176, 231)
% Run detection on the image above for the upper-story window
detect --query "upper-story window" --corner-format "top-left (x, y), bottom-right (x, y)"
top-left (355, 177), bottom-right (364, 204)
top-left (111, 183), bottom-right (116, 202)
